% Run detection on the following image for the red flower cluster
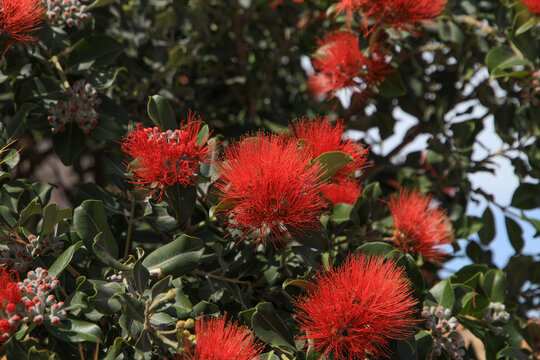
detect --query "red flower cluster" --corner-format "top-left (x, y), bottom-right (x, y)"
top-left (121, 113), bottom-right (210, 201)
top-left (290, 117), bottom-right (370, 178)
top-left (180, 316), bottom-right (263, 360)
top-left (294, 254), bottom-right (417, 359)
top-left (388, 189), bottom-right (454, 263)
top-left (308, 31), bottom-right (389, 103)
top-left (0, 0), bottom-right (45, 54)
top-left (322, 178), bottom-right (362, 206)
top-left (215, 133), bottom-right (326, 247)
top-left (522, 0), bottom-right (540, 14)
top-left (0, 267), bottom-right (21, 342)
top-left (335, 0), bottom-right (447, 32)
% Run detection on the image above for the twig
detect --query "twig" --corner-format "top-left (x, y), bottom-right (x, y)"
top-left (123, 196), bottom-right (136, 259)
top-left (193, 269), bottom-right (251, 286)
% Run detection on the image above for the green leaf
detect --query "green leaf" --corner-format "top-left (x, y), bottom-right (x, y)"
top-left (511, 183), bottom-right (540, 209)
top-left (482, 269), bottom-right (506, 302)
top-left (164, 184), bottom-right (197, 225)
top-left (362, 182), bottom-right (382, 202)
top-left (330, 203), bottom-right (354, 224)
top-left (68, 35), bottom-right (123, 70)
top-left (142, 234), bottom-right (204, 277)
top-left (282, 278), bottom-right (315, 292)
top-left (478, 207), bottom-right (495, 245)
top-left (313, 151), bottom-right (354, 180)
top-left (52, 125), bottom-right (86, 166)
top-left (497, 347), bottom-right (529, 360)
top-left (396, 254), bottom-right (424, 293)
top-left (6, 103), bottom-right (36, 141)
top-left (41, 203), bottom-right (72, 237)
top-left (486, 46), bottom-right (533, 79)
top-left (252, 302), bottom-right (296, 351)
top-left (93, 233), bottom-right (132, 271)
top-left (88, 281), bottom-right (123, 315)
top-left (49, 241), bottom-right (83, 277)
top-left (114, 293), bottom-right (146, 323)
top-left (74, 200), bottom-right (118, 257)
top-left (86, 67), bottom-right (126, 90)
top-left (357, 242), bottom-right (398, 258)
top-left (133, 257), bottom-right (150, 296)
top-left (44, 319), bottom-right (104, 343)
top-left (377, 70), bottom-right (406, 97)
top-left (16, 200), bottom-right (42, 227)
top-left (87, 0), bottom-right (115, 9)
top-left (505, 217), bottom-right (524, 253)
top-left (147, 95), bottom-right (177, 131)
top-left (427, 279), bottom-right (455, 310)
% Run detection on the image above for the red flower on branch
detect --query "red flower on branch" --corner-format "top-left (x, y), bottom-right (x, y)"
top-left (0, 0), bottom-right (45, 54)
top-left (289, 117), bottom-right (370, 178)
top-left (121, 113), bottom-right (210, 201)
top-left (294, 254), bottom-right (417, 359)
top-left (388, 189), bottom-right (454, 263)
top-left (215, 133), bottom-right (326, 247)
top-left (179, 316), bottom-right (263, 360)
top-left (322, 178), bottom-right (362, 206)
top-left (308, 31), bottom-right (389, 104)
top-left (0, 267), bottom-right (21, 342)
top-left (522, 0), bottom-right (540, 15)
top-left (335, 0), bottom-right (447, 32)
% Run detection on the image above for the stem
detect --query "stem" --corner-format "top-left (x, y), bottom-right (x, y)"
top-left (188, 217), bottom-right (217, 233)
top-left (66, 264), bottom-right (81, 278)
top-left (78, 343), bottom-right (85, 360)
top-left (193, 270), bottom-right (251, 286)
top-left (124, 196), bottom-right (136, 259)
top-left (50, 56), bottom-right (70, 89)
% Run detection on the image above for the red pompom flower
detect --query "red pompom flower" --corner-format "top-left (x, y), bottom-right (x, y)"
top-left (179, 316), bottom-right (263, 360)
top-left (215, 133), bottom-right (326, 247)
top-left (522, 0), bottom-right (540, 15)
top-left (335, 0), bottom-right (447, 33)
top-left (294, 254), bottom-right (417, 359)
top-left (0, 267), bottom-right (21, 342)
top-left (322, 178), bottom-right (362, 206)
top-left (308, 31), bottom-right (389, 105)
top-left (0, 0), bottom-right (45, 54)
top-left (388, 189), bottom-right (454, 263)
top-left (290, 117), bottom-right (370, 179)
top-left (121, 113), bottom-right (210, 201)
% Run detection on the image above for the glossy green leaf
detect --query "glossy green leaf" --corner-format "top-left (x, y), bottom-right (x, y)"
top-left (142, 234), bottom-right (204, 277)
top-left (74, 200), bottom-right (118, 257)
top-left (505, 217), bottom-right (523, 253)
top-left (69, 35), bottom-right (123, 70)
top-left (313, 151), bottom-right (354, 180)
top-left (147, 95), bottom-right (177, 131)
top-left (52, 125), bottom-right (86, 166)
top-left (88, 281), bottom-right (123, 315)
top-left (330, 203), bottom-right (354, 224)
top-left (478, 206), bottom-right (495, 245)
top-left (511, 183), bottom-right (540, 209)
top-left (486, 46), bottom-right (533, 79)
top-left (427, 278), bottom-right (455, 310)
top-left (114, 293), bottom-right (146, 323)
top-left (482, 269), bottom-right (506, 302)
top-left (93, 233), bottom-right (132, 271)
top-left (44, 319), bottom-right (104, 343)
top-left (357, 242), bottom-right (397, 258)
top-left (377, 70), bottom-right (406, 97)
top-left (49, 241), bottom-right (83, 277)
top-left (282, 278), bottom-right (315, 292)
top-left (252, 302), bottom-right (296, 351)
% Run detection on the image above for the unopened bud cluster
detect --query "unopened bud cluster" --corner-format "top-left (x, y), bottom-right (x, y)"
top-left (520, 70), bottom-right (540, 107)
top-left (1, 234), bottom-right (64, 273)
top-left (176, 318), bottom-right (196, 355)
top-left (1, 268), bottom-right (66, 342)
top-left (422, 305), bottom-right (465, 360)
top-left (484, 302), bottom-right (510, 335)
top-left (47, 80), bottom-right (101, 135)
top-left (43, 0), bottom-right (91, 29)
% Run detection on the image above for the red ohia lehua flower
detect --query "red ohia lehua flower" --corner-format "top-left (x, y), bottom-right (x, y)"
top-left (0, 0), bottom-right (45, 54)
top-left (0, 267), bottom-right (21, 342)
top-left (215, 133), bottom-right (326, 247)
top-left (121, 112), bottom-right (210, 201)
top-left (522, 0), bottom-right (540, 15)
top-left (294, 254), bottom-right (417, 359)
top-left (335, 0), bottom-right (447, 33)
top-left (178, 316), bottom-right (263, 360)
top-left (388, 188), bottom-right (454, 263)
top-left (289, 117), bottom-right (370, 179)
top-left (308, 31), bottom-right (389, 104)
top-left (322, 177), bottom-right (362, 206)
